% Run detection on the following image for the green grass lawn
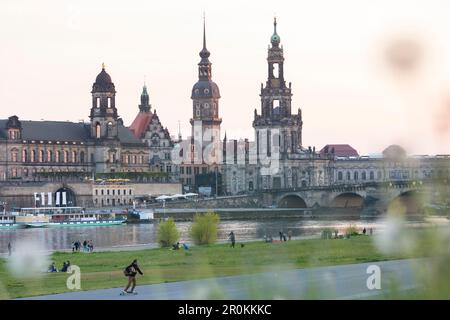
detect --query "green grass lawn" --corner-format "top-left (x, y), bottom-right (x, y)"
top-left (0, 236), bottom-right (415, 299)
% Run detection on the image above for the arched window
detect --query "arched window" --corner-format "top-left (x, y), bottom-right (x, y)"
top-left (377, 171), bottom-right (382, 180)
top-left (133, 155), bottom-right (137, 164)
top-left (80, 151), bottom-right (85, 163)
top-left (30, 150), bottom-right (36, 162)
top-left (107, 122), bottom-right (113, 136)
top-left (248, 181), bottom-right (254, 191)
top-left (64, 151), bottom-right (69, 163)
top-left (369, 171), bottom-right (374, 180)
top-left (72, 151), bottom-right (77, 163)
top-left (11, 151), bottom-right (18, 162)
top-left (354, 171), bottom-right (359, 180)
top-left (362, 171), bottom-right (366, 180)
top-left (22, 150), bottom-right (27, 162)
top-left (47, 150), bottom-right (52, 162)
top-left (95, 123), bottom-right (101, 139)
top-left (56, 151), bottom-right (60, 163)
top-left (39, 150), bottom-right (44, 162)
top-left (338, 172), bottom-right (343, 181)
top-left (346, 171), bottom-right (351, 180)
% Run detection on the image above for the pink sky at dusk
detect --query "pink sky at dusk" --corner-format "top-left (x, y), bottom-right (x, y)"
top-left (1, 0), bottom-right (450, 155)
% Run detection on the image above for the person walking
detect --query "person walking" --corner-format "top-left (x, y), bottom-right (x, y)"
top-left (287, 230), bottom-right (292, 241)
top-left (228, 231), bottom-right (236, 248)
top-left (279, 231), bottom-right (283, 241)
top-left (7, 242), bottom-right (11, 256)
top-left (122, 259), bottom-right (144, 295)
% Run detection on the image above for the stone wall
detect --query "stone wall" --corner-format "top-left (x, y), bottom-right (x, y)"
top-left (148, 194), bottom-right (267, 210)
top-left (132, 182), bottom-right (181, 196)
top-left (0, 182), bottom-right (93, 208)
top-left (0, 181), bottom-right (182, 209)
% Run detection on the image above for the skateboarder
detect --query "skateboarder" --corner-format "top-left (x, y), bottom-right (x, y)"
top-left (121, 259), bottom-right (144, 295)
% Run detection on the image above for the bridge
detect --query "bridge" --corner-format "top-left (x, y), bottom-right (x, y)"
top-left (145, 179), bottom-right (447, 217)
top-left (267, 179), bottom-right (444, 216)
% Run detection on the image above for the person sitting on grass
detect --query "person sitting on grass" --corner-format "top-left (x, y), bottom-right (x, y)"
top-left (182, 243), bottom-right (189, 251)
top-left (48, 262), bottom-right (58, 273)
top-left (122, 259), bottom-right (144, 295)
top-left (172, 242), bottom-right (180, 250)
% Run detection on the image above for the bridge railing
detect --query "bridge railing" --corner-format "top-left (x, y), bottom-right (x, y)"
top-left (258, 179), bottom-right (442, 194)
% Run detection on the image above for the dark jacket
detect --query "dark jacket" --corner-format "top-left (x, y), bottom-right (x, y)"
top-left (125, 262), bottom-right (143, 277)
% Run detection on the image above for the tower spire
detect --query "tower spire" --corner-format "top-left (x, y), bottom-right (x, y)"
top-left (198, 14), bottom-right (212, 80)
top-left (203, 12), bottom-right (207, 50)
top-left (270, 16), bottom-right (280, 47)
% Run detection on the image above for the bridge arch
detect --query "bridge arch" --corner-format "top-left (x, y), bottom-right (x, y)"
top-left (330, 192), bottom-right (364, 208)
top-left (388, 190), bottom-right (423, 216)
top-left (278, 194), bottom-right (307, 208)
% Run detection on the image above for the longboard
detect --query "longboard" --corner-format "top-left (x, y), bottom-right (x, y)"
top-left (120, 291), bottom-right (138, 296)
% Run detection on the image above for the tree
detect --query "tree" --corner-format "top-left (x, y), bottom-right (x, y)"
top-left (157, 218), bottom-right (179, 248)
top-left (189, 212), bottom-right (220, 245)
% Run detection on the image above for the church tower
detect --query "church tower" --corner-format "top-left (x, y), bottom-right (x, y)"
top-left (190, 17), bottom-right (222, 164)
top-left (139, 84), bottom-right (151, 112)
top-left (253, 18), bottom-right (303, 158)
top-left (90, 64), bottom-right (119, 140)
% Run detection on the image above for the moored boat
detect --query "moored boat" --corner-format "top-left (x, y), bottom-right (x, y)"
top-left (0, 214), bottom-right (21, 229)
top-left (1, 207), bottom-right (126, 228)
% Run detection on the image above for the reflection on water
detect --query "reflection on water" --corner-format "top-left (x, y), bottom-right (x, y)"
top-left (0, 217), bottom-right (446, 254)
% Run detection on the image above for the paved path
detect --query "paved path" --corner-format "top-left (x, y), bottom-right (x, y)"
top-left (22, 259), bottom-right (424, 300)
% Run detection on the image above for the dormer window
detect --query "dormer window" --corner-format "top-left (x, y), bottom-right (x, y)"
top-left (204, 88), bottom-right (209, 94)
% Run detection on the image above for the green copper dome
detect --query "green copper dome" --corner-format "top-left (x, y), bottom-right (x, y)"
top-left (271, 17), bottom-right (280, 46)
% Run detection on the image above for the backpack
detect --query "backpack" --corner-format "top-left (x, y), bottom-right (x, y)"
top-left (123, 265), bottom-right (136, 277)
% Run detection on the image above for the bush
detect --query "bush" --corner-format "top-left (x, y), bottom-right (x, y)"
top-left (189, 211), bottom-right (220, 245)
top-left (344, 224), bottom-right (359, 238)
top-left (157, 218), bottom-right (180, 248)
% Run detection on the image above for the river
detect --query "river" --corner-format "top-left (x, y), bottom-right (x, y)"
top-left (0, 216), bottom-right (448, 255)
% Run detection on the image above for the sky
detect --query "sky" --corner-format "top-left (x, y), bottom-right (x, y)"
top-left (1, 0), bottom-right (450, 155)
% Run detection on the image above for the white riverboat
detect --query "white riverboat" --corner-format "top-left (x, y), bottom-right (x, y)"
top-left (1, 207), bottom-right (126, 228)
top-left (0, 213), bottom-right (20, 228)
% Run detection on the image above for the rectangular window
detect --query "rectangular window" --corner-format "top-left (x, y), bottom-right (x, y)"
top-left (273, 63), bottom-right (279, 78)
top-left (180, 167), bottom-right (184, 174)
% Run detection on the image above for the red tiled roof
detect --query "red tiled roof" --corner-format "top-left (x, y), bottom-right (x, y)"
top-left (129, 111), bottom-right (153, 139)
top-left (320, 144), bottom-right (359, 157)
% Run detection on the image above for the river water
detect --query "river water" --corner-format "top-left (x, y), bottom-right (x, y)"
top-left (0, 217), bottom-right (448, 255)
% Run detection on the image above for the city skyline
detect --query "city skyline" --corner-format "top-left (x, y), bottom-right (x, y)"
top-left (1, 0), bottom-right (450, 155)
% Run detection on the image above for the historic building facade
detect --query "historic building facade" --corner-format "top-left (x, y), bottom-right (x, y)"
top-left (0, 65), bottom-right (150, 182)
top-left (129, 84), bottom-right (179, 181)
